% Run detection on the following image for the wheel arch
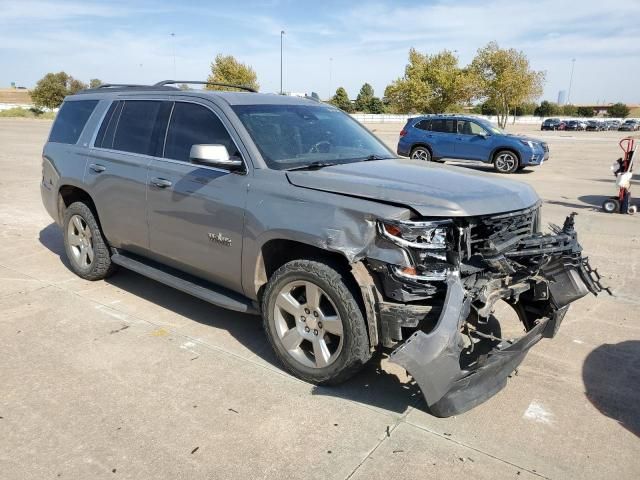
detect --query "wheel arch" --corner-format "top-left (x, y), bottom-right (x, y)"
top-left (410, 143), bottom-right (434, 158)
top-left (58, 185), bottom-right (98, 226)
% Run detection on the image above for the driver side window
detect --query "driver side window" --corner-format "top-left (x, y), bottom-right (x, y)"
top-left (164, 102), bottom-right (239, 162)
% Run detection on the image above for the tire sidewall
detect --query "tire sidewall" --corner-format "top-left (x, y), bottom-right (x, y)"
top-left (63, 202), bottom-right (112, 279)
top-left (262, 260), bottom-right (368, 384)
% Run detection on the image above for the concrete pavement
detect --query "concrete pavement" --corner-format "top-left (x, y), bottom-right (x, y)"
top-left (0, 118), bottom-right (638, 479)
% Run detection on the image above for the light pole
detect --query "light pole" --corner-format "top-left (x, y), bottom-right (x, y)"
top-left (280, 30), bottom-right (285, 94)
top-left (567, 58), bottom-right (576, 104)
top-left (170, 32), bottom-right (176, 79)
top-left (329, 57), bottom-right (333, 98)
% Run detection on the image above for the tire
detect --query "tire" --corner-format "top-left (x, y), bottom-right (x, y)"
top-left (410, 146), bottom-right (432, 162)
top-left (602, 198), bottom-right (619, 214)
top-left (63, 201), bottom-right (116, 280)
top-left (493, 150), bottom-right (519, 174)
top-left (261, 259), bottom-right (371, 385)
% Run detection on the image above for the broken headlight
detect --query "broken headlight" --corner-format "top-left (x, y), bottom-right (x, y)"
top-left (377, 219), bottom-right (452, 250)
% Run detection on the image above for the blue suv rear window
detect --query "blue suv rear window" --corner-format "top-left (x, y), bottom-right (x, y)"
top-left (49, 100), bottom-right (98, 144)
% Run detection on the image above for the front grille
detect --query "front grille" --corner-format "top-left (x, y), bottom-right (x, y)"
top-left (469, 204), bottom-right (540, 255)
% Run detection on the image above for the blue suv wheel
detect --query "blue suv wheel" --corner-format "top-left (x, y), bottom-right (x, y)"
top-left (410, 146), bottom-right (432, 162)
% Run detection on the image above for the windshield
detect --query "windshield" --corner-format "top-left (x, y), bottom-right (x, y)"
top-left (231, 104), bottom-right (393, 170)
top-left (476, 118), bottom-right (504, 135)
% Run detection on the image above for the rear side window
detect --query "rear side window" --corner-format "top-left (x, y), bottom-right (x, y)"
top-left (414, 119), bottom-right (431, 131)
top-left (431, 119), bottom-right (455, 133)
top-left (111, 100), bottom-right (165, 155)
top-left (164, 102), bottom-right (238, 162)
top-left (49, 100), bottom-right (98, 144)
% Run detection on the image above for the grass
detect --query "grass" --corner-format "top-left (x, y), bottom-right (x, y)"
top-left (0, 107), bottom-right (56, 119)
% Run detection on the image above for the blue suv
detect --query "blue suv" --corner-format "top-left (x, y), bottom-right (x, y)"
top-left (397, 115), bottom-right (549, 174)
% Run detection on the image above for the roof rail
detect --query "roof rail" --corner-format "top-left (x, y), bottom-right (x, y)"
top-left (98, 83), bottom-right (152, 89)
top-left (153, 80), bottom-right (258, 93)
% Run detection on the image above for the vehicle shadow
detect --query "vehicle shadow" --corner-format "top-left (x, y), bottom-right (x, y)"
top-left (543, 195), bottom-right (610, 211)
top-left (38, 223), bottom-right (421, 415)
top-left (583, 341), bottom-right (640, 438)
top-left (445, 161), bottom-right (535, 174)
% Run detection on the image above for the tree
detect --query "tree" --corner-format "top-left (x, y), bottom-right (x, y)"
top-left (355, 83), bottom-right (375, 112)
top-left (534, 100), bottom-right (559, 117)
top-left (30, 72), bottom-right (87, 109)
top-left (89, 79), bottom-right (103, 89)
top-left (608, 102), bottom-right (630, 118)
top-left (369, 97), bottom-right (385, 114)
top-left (329, 87), bottom-right (353, 112)
top-left (562, 104), bottom-right (577, 116)
top-left (470, 42), bottom-right (545, 128)
top-left (384, 48), bottom-right (473, 114)
top-left (206, 54), bottom-right (259, 91)
top-left (576, 106), bottom-right (594, 117)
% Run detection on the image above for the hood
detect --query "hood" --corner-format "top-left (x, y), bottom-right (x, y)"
top-left (286, 159), bottom-right (540, 217)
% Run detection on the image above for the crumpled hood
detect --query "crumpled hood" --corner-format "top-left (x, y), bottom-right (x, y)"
top-left (286, 159), bottom-right (540, 217)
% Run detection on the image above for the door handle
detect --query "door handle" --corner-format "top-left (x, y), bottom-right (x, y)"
top-left (151, 177), bottom-right (172, 188)
top-left (89, 163), bottom-right (106, 173)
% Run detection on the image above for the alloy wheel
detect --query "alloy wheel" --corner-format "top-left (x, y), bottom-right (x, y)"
top-left (67, 214), bottom-right (94, 268)
top-left (273, 280), bottom-right (344, 369)
top-left (411, 148), bottom-right (431, 161)
top-left (495, 152), bottom-right (517, 172)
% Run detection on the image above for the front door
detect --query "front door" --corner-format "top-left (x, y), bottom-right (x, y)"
top-left (146, 101), bottom-right (248, 293)
top-left (454, 120), bottom-right (492, 161)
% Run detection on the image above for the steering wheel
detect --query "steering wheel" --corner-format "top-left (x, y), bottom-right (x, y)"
top-left (308, 141), bottom-right (331, 154)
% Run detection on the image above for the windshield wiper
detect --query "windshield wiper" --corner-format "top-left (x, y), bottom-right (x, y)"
top-left (362, 154), bottom-right (393, 161)
top-left (286, 161), bottom-right (339, 171)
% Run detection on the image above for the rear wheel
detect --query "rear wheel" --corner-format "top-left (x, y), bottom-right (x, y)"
top-left (63, 202), bottom-right (116, 280)
top-left (493, 150), bottom-right (519, 174)
top-left (410, 146), bottom-right (432, 162)
top-left (262, 259), bottom-right (371, 385)
top-left (602, 198), bottom-right (620, 214)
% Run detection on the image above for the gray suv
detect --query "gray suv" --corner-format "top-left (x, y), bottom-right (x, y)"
top-left (40, 81), bottom-right (605, 417)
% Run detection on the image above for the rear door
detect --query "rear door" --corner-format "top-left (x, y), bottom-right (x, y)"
top-left (454, 120), bottom-right (492, 161)
top-left (86, 99), bottom-right (170, 254)
top-left (146, 100), bottom-right (249, 293)
top-left (429, 118), bottom-right (456, 158)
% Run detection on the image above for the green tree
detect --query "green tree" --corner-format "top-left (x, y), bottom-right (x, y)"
top-left (384, 48), bottom-right (473, 114)
top-left (608, 102), bottom-right (630, 118)
top-left (368, 97), bottom-right (385, 114)
top-left (329, 87), bottom-right (353, 112)
top-left (355, 83), bottom-right (375, 112)
top-left (576, 106), bottom-right (594, 117)
top-left (470, 42), bottom-right (545, 128)
top-left (206, 54), bottom-right (259, 91)
top-left (562, 104), bottom-right (577, 116)
top-left (30, 72), bottom-right (87, 109)
top-left (534, 100), bottom-right (559, 117)
top-left (89, 78), bottom-right (103, 89)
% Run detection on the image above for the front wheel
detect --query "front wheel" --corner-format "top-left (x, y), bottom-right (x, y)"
top-left (410, 146), bottom-right (432, 162)
top-left (493, 150), bottom-right (519, 174)
top-left (602, 198), bottom-right (620, 214)
top-left (261, 259), bottom-right (371, 385)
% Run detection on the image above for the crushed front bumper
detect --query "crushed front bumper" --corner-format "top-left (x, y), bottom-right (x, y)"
top-left (386, 214), bottom-right (606, 417)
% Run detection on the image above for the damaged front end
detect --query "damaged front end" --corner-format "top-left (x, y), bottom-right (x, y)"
top-left (365, 204), bottom-right (608, 417)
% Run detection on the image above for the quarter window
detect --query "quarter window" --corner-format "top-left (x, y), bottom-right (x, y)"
top-left (164, 102), bottom-right (238, 162)
top-left (414, 119), bottom-right (431, 131)
top-left (49, 100), bottom-right (98, 144)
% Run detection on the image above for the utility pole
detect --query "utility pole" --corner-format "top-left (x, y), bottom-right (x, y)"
top-left (170, 33), bottom-right (176, 79)
top-left (329, 57), bottom-right (333, 99)
top-left (567, 58), bottom-right (576, 104)
top-left (280, 30), bottom-right (285, 94)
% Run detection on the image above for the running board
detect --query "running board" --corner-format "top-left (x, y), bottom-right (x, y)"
top-left (111, 253), bottom-right (259, 314)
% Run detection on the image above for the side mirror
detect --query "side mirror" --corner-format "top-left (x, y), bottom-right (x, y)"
top-left (477, 131), bottom-right (488, 138)
top-left (189, 144), bottom-right (243, 171)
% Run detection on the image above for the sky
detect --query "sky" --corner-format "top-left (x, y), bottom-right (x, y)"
top-left (1, 0), bottom-right (639, 104)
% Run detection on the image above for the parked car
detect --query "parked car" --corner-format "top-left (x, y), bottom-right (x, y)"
top-left (565, 120), bottom-right (586, 131)
top-left (585, 120), bottom-right (604, 131)
top-left (605, 120), bottom-right (621, 130)
top-left (40, 81), bottom-right (603, 417)
top-left (397, 115), bottom-right (549, 174)
top-left (619, 120), bottom-right (640, 131)
top-left (540, 118), bottom-right (565, 131)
